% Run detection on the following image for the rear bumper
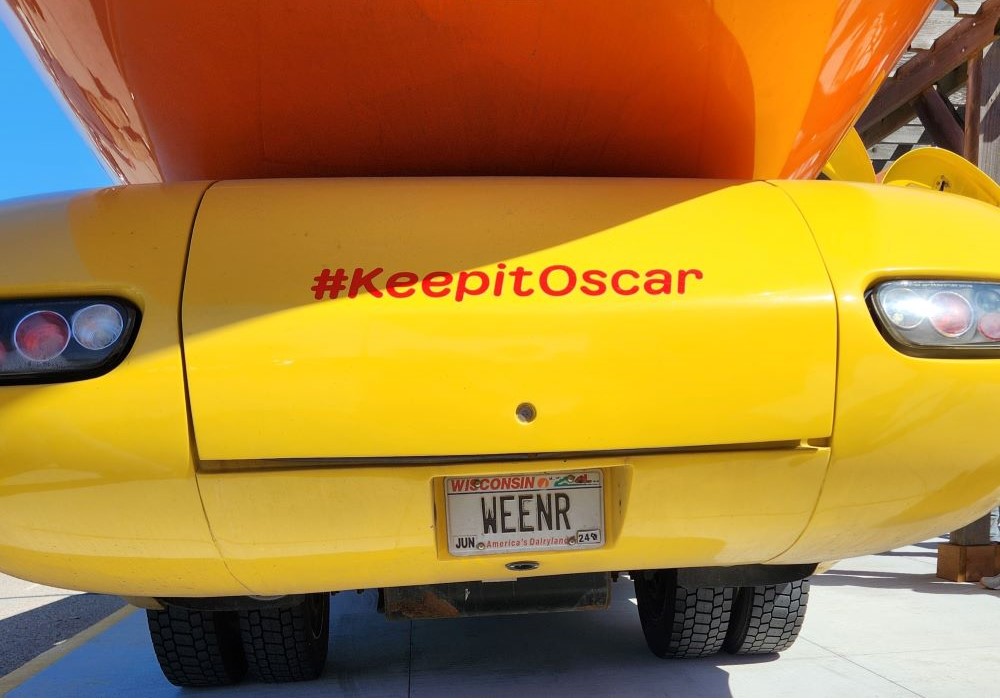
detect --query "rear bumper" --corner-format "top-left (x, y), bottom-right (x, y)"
top-left (0, 446), bottom-right (829, 596)
top-left (195, 449), bottom-right (830, 595)
top-left (0, 430), bottom-right (993, 598)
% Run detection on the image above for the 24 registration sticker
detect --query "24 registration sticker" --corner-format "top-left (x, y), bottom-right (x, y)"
top-left (445, 471), bottom-right (605, 556)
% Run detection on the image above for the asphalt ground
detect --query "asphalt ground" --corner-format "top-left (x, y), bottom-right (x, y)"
top-left (1, 538), bottom-right (998, 697)
top-left (0, 575), bottom-right (124, 678)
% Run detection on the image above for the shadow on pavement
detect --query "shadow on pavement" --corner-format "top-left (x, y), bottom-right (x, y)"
top-left (811, 570), bottom-right (991, 595)
top-left (0, 593), bottom-right (124, 677)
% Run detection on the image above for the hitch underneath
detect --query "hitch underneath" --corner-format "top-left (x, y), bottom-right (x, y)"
top-left (382, 572), bottom-right (611, 620)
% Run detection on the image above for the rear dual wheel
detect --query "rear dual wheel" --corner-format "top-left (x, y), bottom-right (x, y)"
top-left (147, 607), bottom-right (246, 687)
top-left (633, 571), bottom-right (809, 659)
top-left (239, 592), bottom-right (330, 683)
top-left (147, 593), bottom-right (330, 687)
top-left (723, 579), bottom-right (810, 655)
top-left (633, 570), bottom-right (734, 658)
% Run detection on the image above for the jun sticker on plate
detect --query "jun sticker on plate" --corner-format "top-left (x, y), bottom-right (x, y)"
top-left (445, 470), bottom-right (605, 556)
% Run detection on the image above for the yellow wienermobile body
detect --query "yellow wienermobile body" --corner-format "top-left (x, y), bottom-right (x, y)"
top-left (2, 0), bottom-right (1000, 687)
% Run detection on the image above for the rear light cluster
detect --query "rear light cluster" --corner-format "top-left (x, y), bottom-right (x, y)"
top-left (0, 299), bottom-right (139, 384)
top-left (869, 280), bottom-right (1000, 357)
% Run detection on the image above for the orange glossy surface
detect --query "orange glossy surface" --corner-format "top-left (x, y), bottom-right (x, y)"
top-left (6, 0), bottom-right (931, 183)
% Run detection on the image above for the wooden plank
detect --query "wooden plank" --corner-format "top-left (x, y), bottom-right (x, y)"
top-left (937, 543), bottom-right (998, 581)
top-left (861, 99), bottom-right (921, 146)
top-left (867, 143), bottom-right (902, 161)
top-left (935, 84), bottom-right (965, 123)
top-left (889, 50), bottom-right (918, 77)
top-left (858, 0), bottom-right (1000, 142)
top-left (938, 63), bottom-right (969, 96)
top-left (966, 53), bottom-right (983, 162)
top-left (950, 513), bottom-right (993, 546)
top-left (867, 143), bottom-right (901, 161)
top-left (941, 1), bottom-right (988, 17)
top-left (866, 67), bottom-right (968, 147)
top-left (916, 87), bottom-right (966, 153)
top-left (911, 11), bottom-right (963, 50)
top-left (883, 124), bottom-right (928, 143)
top-left (956, 0), bottom-right (988, 16)
top-left (978, 41), bottom-right (1000, 180)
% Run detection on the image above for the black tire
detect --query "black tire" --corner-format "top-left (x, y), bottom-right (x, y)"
top-left (146, 607), bottom-right (246, 687)
top-left (633, 570), bottom-right (734, 658)
top-left (239, 593), bottom-right (330, 682)
top-left (723, 579), bottom-right (810, 655)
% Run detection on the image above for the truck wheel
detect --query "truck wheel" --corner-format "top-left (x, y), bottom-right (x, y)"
top-left (633, 570), bottom-right (733, 658)
top-left (723, 579), bottom-right (810, 654)
top-left (146, 607), bottom-right (246, 687)
top-left (239, 593), bottom-right (330, 682)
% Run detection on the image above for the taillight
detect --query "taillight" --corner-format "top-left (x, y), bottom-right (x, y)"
top-left (71, 304), bottom-right (125, 351)
top-left (14, 311), bottom-right (71, 361)
top-left (0, 299), bottom-right (139, 384)
top-left (927, 291), bottom-right (973, 338)
top-left (980, 312), bottom-right (1000, 341)
top-left (869, 281), bottom-right (1000, 356)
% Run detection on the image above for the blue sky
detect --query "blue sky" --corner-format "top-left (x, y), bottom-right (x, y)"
top-left (0, 18), bottom-right (112, 202)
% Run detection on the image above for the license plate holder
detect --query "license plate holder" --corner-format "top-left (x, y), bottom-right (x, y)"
top-left (445, 470), bottom-right (605, 556)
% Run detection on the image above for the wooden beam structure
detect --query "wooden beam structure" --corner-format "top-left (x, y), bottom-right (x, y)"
top-left (915, 87), bottom-right (965, 154)
top-left (966, 53), bottom-right (984, 162)
top-left (858, 0), bottom-right (1000, 147)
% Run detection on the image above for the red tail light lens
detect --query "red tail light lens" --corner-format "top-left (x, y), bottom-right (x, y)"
top-left (927, 292), bottom-right (973, 338)
top-left (14, 311), bottom-right (71, 361)
top-left (870, 281), bottom-right (1000, 357)
top-left (0, 299), bottom-right (139, 384)
top-left (980, 313), bottom-right (1000, 341)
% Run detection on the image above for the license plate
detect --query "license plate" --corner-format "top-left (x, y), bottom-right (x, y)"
top-left (445, 470), bottom-right (604, 556)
